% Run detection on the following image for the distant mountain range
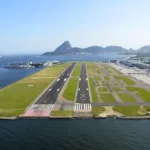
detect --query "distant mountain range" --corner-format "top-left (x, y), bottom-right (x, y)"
top-left (42, 41), bottom-right (150, 56)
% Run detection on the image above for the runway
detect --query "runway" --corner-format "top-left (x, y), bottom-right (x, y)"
top-left (35, 62), bottom-right (76, 104)
top-left (76, 62), bottom-right (90, 103)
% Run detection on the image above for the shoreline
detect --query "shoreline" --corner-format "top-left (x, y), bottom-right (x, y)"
top-left (1, 115), bottom-right (150, 120)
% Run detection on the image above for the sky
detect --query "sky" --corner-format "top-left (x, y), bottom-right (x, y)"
top-left (0, 0), bottom-right (150, 55)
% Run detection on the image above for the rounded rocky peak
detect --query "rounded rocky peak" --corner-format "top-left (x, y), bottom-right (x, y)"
top-left (55, 41), bottom-right (72, 52)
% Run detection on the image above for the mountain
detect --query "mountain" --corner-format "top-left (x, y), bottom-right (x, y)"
top-left (42, 41), bottom-right (128, 56)
top-left (138, 46), bottom-right (150, 53)
top-left (55, 41), bottom-right (72, 52)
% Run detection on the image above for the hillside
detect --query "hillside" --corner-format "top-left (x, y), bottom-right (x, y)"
top-left (42, 41), bottom-right (128, 56)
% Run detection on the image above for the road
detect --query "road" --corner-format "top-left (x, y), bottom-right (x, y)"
top-left (35, 62), bottom-right (76, 104)
top-left (76, 62), bottom-right (90, 103)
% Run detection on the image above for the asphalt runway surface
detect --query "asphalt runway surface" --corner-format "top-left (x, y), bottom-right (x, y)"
top-left (35, 62), bottom-right (76, 104)
top-left (76, 62), bottom-right (90, 103)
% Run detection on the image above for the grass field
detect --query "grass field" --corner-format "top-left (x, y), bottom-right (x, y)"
top-left (118, 93), bottom-right (137, 102)
top-left (92, 106), bottom-right (105, 116)
top-left (126, 87), bottom-right (150, 102)
top-left (112, 87), bottom-right (122, 92)
top-left (143, 106), bottom-right (150, 112)
top-left (104, 76), bottom-right (110, 80)
top-left (114, 75), bottom-right (135, 85)
top-left (0, 63), bottom-right (70, 116)
top-left (94, 77), bottom-right (101, 81)
top-left (89, 78), bottom-right (99, 102)
top-left (100, 93), bottom-right (116, 103)
top-left (71, 62), bottom-right (81, 77)
top-left (51, 110), bottom-right (73, 117)
top-left (113, 106), bottom-right (144, 116)
top-left (98, 87), bottom-right (109, 92)
top-left (86, 63), bottom-right (99, 76)
top-left (63, 78), bottom-right (78, 101)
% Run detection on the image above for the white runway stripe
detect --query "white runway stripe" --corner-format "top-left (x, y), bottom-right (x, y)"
top-left (74, 103), bottom-right (91, 112)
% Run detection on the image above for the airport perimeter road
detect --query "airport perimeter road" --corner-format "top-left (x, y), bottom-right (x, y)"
top-left (76, 63), bottom-right (90, 103)
top-left (35, 62), bottom-right (76, 104)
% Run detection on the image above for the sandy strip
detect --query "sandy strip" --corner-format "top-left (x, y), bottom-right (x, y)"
top-left (99, 106), bottom-right (123, 117)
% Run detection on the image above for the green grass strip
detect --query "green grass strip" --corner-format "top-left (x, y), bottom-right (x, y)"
top-left (71, 63), bottom-right (81, 77)
top-left (89, 78), bottom-right (99, 102)
top-left (118, 93), bottom-right (137, 102)
top-left (127, 87), bottom-right (150, 102)
top-left (98, 87), bottom-right (109, 92)
top-left (100, 93), bottom-right (116, 103)
top-left (114, 75), bottom-right (135, 85)
top-left (112, 87), bottom-right (122, 92)
top-left (63, 78), bottom-right (78, 101)
top-left (92, 106), bottom-right (105, 116)
top-left (113, 106), bottom-right (142, 116)
top-left (51, 110), bottom-right (73, 117)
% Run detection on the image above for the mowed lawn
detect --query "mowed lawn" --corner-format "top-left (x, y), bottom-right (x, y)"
top-left (86, 63), bottom-right (99, 76)
top-left (0, 63), bottom-right (70, 117)
top-left (63, 78), bottom-right (78, 101)
top-left (114, 75), bottom-right (135, 85)
top-left (98, 87), bottom-right (109, 92)
top-left (126, 87), bottom-right (150, 102)
top-left (100, 93), bottom-right (116, 103)
top-left (51, 110), bottom-right (73, 117)
top-left (118, 93), bottom-right (137, 102)
top-left (113, 106), bottom-right (143, 116)
top-left (89, 78), bottom-right (99, 102)
top-left (92, 106), bottom-right (105, 116)
top-left (71, 62), bottom-right (81, 77)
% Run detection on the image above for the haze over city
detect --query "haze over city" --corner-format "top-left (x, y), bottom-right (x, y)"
top-left (0, 0), bottom-right (150, 54)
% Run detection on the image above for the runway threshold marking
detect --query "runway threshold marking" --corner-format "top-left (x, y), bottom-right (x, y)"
top-left (57, 88), bottom-right (60, 91)
top-left (74, 103), bottom-right (91, 112)
top-left (57, 78), bottom-right (60, 81)
top-left (64, 78), bottom-right (67, 81)
top-left (23, 104), bottom-right (54, 117)
top-left (49, 88), bottom-right (52, 91)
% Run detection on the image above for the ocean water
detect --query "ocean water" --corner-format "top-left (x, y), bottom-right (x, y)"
top-left (0, 119), bottom-right (150, 150)
top-left (1, 54), bottom-right (149, 150)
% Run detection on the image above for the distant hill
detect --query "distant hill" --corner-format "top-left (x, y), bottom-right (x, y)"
top-left (138, 46), bottom-right (150, 53)
top-left (42, 41), bottom-right (128, 56)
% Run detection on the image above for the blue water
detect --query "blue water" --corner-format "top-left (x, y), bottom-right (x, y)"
top-left (1, 54), bottom-right (149, 150)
